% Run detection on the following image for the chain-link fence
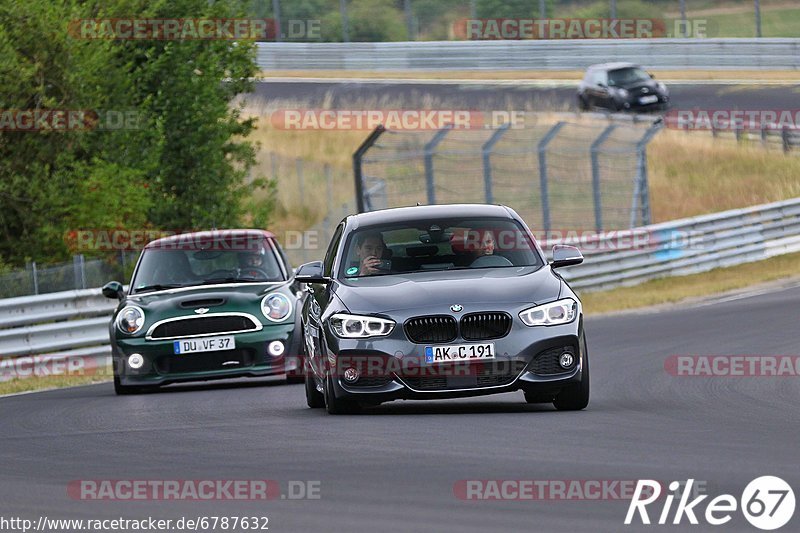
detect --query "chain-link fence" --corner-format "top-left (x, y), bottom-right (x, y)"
top-left (0, 253), bottom-right (138, 299)
top-left (355, 113), bottom-right (662, 232)
top-left (260, 153), bottom-right (356, 266)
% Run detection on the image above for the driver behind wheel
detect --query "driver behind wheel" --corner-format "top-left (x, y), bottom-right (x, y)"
top-left (238, 251), bottom-right (270, 280)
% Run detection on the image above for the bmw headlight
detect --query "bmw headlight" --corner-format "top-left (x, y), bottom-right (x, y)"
top-left (329, 313), bottom-right (395, 338)
top-left (262, 293), bottom-right (292, 322)
top-left (116, 306), bottom-right (145, 334)
top-left (519, 299), bottom-right (578, 327)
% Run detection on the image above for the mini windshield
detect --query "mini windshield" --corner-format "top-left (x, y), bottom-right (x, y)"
top-left (131, 238), bottom-right (284, 293)
top-left (339, 217), bottom-right (543, 279)
top-left (608, 67), bottom-right (651, 86)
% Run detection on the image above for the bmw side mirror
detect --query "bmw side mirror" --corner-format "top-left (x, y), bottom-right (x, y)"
top-left (102, 281), bottom-right (124, 300)
top-left (550, 245), bottom-right (584, 269)
top-left (295, 261), bottom-right (331, 284)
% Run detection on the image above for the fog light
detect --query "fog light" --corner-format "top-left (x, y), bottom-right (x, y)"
top-left (559, 352), bottom-right (575, 369)
top-left (342, 367), bottom-right (360, 384)
top-left (127, 353), bottom-right (144, 370)
top-left (267, 340), bottom-right (285, 357)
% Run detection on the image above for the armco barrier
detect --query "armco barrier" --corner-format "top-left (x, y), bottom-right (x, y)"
top-left (1, 197), bottom-right (799, 376)
top-left (554, 197), bottom-right (800, 291)
top-left (256, 39), bottom-right (800, 71)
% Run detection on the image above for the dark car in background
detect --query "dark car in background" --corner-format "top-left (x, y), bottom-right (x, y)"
top-left (103, 230), bottom-right (305, 394)
top-left (296, 204), bottom-right (589, 414)
top-left (577, 62), bottom-right (669, 112)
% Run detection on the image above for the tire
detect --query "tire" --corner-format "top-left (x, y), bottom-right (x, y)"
top-left (305, 365), bottom-right (325, 408)
top-left (524, 391), bottom-right (555, 404)
top-left (553, 332), bottom-right (590, 411)
top-left (114, 375), bottom-right (139, 395)
top-left (323, 372), bottom-right (360, 415)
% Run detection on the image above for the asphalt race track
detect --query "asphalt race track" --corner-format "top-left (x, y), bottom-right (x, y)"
top-left (2, 283), bottom-right (798, 532)
top-left (250, 79), bottom-right (800, 112)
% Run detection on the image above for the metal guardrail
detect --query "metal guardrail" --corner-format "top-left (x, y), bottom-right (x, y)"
top-left (1, 197), bottom-right (799, 376)
top-left (553, 197), bottom-right (800, 291)
top-left (256, 39), bottom-right (800, 71)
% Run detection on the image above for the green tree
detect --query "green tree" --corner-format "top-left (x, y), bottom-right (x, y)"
top-left (0, 0), bottom-right (269, 266)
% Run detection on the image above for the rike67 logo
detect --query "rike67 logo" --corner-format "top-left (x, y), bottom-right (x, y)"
top-left (626, 477), bottom-right (795, 530)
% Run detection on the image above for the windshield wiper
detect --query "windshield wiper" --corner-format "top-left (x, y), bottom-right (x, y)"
top-left (201, 277), bottom-right (252, 284)
top-left (133, 283), bottom-right (184, 293)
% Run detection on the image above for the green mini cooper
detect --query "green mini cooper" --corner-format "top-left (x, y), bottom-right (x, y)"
top-left (102, 230), bottom-right (305, 394)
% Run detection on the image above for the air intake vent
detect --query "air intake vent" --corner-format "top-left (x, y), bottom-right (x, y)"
top-left (179, 298), bottom-right (226, 309)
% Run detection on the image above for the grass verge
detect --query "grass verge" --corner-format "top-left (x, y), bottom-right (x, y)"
top-left (580, 251), bottom-right (800, 315)
top-left (0, 366), bottom-right (111, 397)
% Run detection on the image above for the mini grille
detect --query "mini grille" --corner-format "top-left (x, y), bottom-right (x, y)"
top-left (150, 315), bottom-right (257, 339)
top-left (404, 316), bottom-right (457, 344)
top-left (460, 312), bottom-right (512, 341)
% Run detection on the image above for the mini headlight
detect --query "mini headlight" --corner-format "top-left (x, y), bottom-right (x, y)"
top-left (657, 82), bottom-right (668, 94)
top-left (616, 88), bottom-right (629, 98)
top-left (116, 306), bottom-right (145, 334)
top-left (329, 313), bottom-right (395, 338)
top-left (519, 298), bottom-right (578, 327)
top-left (262, 293), bottom-right (292, 322)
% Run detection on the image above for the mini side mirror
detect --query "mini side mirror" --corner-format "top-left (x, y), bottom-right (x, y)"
top-left (102, 281), bottom-right (124, 300)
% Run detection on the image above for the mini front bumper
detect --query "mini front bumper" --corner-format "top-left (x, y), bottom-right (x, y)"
top-left (113, 324), bottom-right (301, 387)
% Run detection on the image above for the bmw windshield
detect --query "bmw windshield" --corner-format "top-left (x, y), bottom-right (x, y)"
top-left (339, 217), bottom-right (544, 279)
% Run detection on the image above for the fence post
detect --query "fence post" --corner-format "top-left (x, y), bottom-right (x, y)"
top-left (73, 254), bottom-right (87, 289)
top-left (353, 125), bottom-right (386, 213)
top-left (782, 127), bottom-right (790, 153)
top-left (423, 125), bottom-right (453, 205)
top-left (537, 121), bottom-right (566, 233)
top-left (630, 122), bottom-right (662, 227)
top-left (590, 124), bottom-right (617, 232)
top-left (481, 122), bottom-right (510, 204)
top-left (272, 0), bottom-right (282, 42)
top-left (30, 261), bottom-right (39, 295)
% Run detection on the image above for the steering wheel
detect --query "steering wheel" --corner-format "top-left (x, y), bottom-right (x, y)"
top-left (237, 267), bottom-right (270, 281)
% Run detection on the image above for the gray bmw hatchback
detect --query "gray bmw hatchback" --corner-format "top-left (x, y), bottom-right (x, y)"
top-left (296, 204), bottom-right (589, 414)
